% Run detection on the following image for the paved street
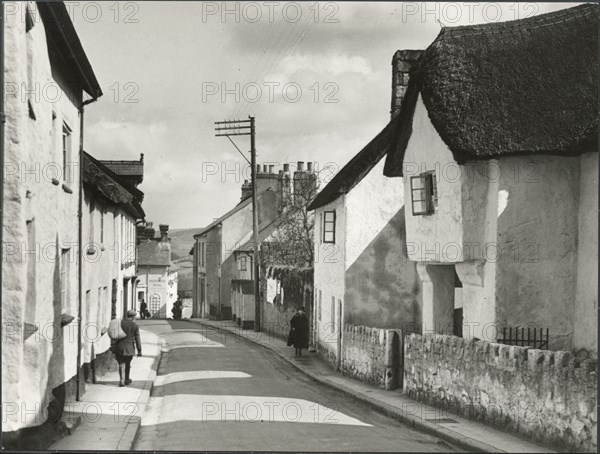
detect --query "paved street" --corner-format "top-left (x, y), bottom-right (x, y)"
top-left (134, 320), bottom-right (457, 452)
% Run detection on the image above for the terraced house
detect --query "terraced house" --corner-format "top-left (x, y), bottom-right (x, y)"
top-left (2, 2), bottom-right (103, 447)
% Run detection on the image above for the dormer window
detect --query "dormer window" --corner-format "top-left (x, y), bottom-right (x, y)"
top-left (411, 172), bottom-right (437, 216)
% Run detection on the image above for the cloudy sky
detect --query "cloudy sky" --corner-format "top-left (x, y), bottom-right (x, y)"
top-left (70, 1), bottom-right (577, 229)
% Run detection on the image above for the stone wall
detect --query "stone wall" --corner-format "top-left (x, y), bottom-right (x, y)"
top-left (404, 334), bottom-right (597, 452)
top-left (262, 302), bottom-right (296, 341)
top-left (341, 324), bottom-right (402, 389)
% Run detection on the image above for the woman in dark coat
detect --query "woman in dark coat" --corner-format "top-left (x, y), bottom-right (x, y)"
top-left (287, 307), bottom-right (309, 356)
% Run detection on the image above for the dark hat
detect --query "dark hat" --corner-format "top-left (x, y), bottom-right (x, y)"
top-left (127, 309), bottom-right (137, 317)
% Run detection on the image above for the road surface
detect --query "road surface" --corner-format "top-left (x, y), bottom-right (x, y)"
top-left (134, 319), bottom-right (457, 452)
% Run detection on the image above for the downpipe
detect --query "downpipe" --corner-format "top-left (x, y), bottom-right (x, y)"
top-left (76, 96), bottom-right (97, 401)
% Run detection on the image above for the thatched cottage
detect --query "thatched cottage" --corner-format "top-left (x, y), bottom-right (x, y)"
top-left (384, 3), bottom-right (598, 353)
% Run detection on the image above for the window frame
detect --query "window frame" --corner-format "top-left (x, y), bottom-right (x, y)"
top-left (410, 172), bottom-right (437, 216)
top-left (62, 123), bottom-right (72, 183)
top-left (240, 254), bottom-right (247, 271)
top-left (322, 210), bottom-right (336, 244)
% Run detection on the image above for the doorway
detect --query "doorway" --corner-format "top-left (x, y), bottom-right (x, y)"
top-left (421, 264), bottom-right (463, 336)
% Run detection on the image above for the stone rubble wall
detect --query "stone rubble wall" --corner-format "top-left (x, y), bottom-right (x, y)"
top-left (340, 324), bottom-right (401, 388)
top-left (404, 333), bottom-right (597, 452)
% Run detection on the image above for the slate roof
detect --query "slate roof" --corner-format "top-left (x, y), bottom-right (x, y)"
top-left (384, 4), bottom-right (599, 176)
top-left (235, 220), bottom-right (280, 253)
top-left (137, 240), bottom-right (171, 267)
top-left (193, 188), bottom-right (275, 238)
top-left (37, 2), bottom-right (102, 99)
top-left (82, 152), bottom-right (145, 219)
top-left (307, 113), bottom-right (402, 211)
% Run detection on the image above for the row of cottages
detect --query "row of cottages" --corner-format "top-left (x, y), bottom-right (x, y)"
top-left (97, 154), bottom-right (146, 317)
top-left (136, 222), bottom-right (178, 319)
top-left (309, 4), bottom-right (598, 451)
top-left (190, 162), bottom-right (315, 324)
top-left (2, 2), bottom-right (147, 448)
top-left (81, 153), bottom-right (145, 384)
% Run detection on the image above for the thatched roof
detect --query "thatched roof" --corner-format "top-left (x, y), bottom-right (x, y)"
top-left (307, 113), bottom-right (402, 211)
top-left (82, 152), bottom-right (145, 219)
top-left (384, 4), bottom-right (598, 176)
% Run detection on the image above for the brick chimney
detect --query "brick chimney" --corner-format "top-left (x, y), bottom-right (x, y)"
top-left (241, 179), bottom-right (252, 201)
top-left (136, 224), bottom-right (147, 242)
top-left (391, 49), bottom-right (423, 119)
top-left (293, 161), bottom-right (307, 196)
top-left (255, 163), bottom-right (279, 196)
top-left (159, 224), bottom-right (169, 242)
top-left (144, 222), bottom-right (155, 240)
top-left (278, 163), bottom-right (292, 209)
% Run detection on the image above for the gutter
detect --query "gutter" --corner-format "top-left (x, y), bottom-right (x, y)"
top-left (76, 96), bottom-right (99, 401)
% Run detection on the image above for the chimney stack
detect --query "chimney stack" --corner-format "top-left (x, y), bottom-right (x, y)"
top-left (307, 162), bottom-right (313, 172)
top-left (144, 225), bottom-right (155, 240)
top-left (391, 49), bottom-right (423, 119)
top-left (241, 179), bottom-right (252, 201)
top-left (159, 224), bottom-right (169, 242)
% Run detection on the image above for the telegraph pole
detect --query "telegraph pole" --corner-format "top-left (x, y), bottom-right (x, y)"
top-left (215, 117), bottom-right (261, 331)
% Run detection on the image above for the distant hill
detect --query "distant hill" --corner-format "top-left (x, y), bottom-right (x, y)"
top-left (168, 227), bottom-right (202, 260)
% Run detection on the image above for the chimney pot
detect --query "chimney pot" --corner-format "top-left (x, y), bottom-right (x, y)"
top-left (283, 163), bottom-right (290, 172)
top-left (256, 164), bottom-right (261, 173)
top-left (269, 165), bottom-right (274, 173)
top-left (263, 164), bottom-right (268, 173)
top-left (307, 162), bottom-right (313, 171)
top-left (297, 161), bottom-right (304, 171)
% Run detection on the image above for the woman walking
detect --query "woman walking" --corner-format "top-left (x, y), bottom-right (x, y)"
top-left (287, 307), bottom-right (309, 356)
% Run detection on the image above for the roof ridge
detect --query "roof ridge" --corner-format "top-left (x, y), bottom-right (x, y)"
top-left (437, 4), bottom-right (596, 40)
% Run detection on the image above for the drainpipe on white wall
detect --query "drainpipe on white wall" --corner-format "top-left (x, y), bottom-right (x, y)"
top-left (76, 96), bottom-right (98, 402)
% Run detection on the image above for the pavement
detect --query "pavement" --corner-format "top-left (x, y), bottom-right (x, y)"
top-left (48, 329), bottom-right (162, 451)
top-left (187, 318), bottom-right (555, 454)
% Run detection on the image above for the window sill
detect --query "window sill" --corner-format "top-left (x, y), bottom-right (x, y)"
top-left (52, 178), bottom-right (60, 186)
top-left (62, 184), bottom-right (73, 194)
